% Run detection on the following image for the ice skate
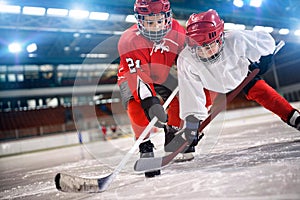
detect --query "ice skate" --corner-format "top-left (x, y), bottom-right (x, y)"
top-left (139, 140), bottom-right (161, 177)
top-left (288, 109), bottom-right (300, 131)
top-left (164, 125), bottom-right (196, 162)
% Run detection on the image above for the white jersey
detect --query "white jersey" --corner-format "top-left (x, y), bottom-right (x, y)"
top-left (177, 30), bottom-right (276, 120)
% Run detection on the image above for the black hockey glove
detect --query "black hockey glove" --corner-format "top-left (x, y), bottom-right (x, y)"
top-left (163, 115), bottom-right (204, 153)
top-left (141, 96), bottom-right (167, 128)
top-left (180, 115), bottom-right (202, 146)
top-left (249, 54), bottom-right (274, 75)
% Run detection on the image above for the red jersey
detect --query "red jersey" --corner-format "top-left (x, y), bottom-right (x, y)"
top-left (117, 19), bottom-right (186, 103)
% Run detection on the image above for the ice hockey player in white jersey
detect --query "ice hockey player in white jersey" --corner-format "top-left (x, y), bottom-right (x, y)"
top-left (174, 9), bottom-right (300, 150)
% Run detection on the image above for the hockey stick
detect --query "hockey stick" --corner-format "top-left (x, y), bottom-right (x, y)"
top-left (134, 68), bottom-right (260, 172)
top-left (55, 86), bottom-right (179, 193)
top-left (134, 40), bottom-right (285, 172)
top-left (274, 40), bottom-right (285, 55)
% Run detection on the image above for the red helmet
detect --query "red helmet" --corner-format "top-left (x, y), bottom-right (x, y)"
top-left (134, 0), bottom-right (171, 15)
top-left (186, 9), bottom-right (224, 47)
top-left (134, 0), bottom-right (172, 42)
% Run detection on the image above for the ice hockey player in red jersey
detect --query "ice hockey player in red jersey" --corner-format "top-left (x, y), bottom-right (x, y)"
top-left (117, 0), bottom-right (189, 177)
top-left (173, 9), bottom-right (300, 151)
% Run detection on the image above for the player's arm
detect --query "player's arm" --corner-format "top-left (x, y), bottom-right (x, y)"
top-left (119, 49), bottom-right (167, 126)
top-left (238, 30), bottom-right (276, 75)
top-left (177, 54), bottom-right (208, 121)
top-left (176, 55), bottom-right (208, 146)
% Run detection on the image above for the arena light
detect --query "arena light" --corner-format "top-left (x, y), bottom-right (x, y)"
top-left (23, 6), bottom-right (46, 16)
top-left (278, 28), bottom-right (289, 35)
top-left (64, 46), bottom-right (70, 51)
top-left (233, 0), bottom-right (244, 8)
top-left (225, 23), bottom-right (246, 30)
top-left (73, 33), bottom-right (80, 38)
top-left (80, 53), bottom-right (108, 58)
top-left (224, 23), bottom-right (242, 30)
top-left (47, 8), bottom-right (69, 17)
top-left (28, 53), bottom-right (37, 58)
top-left (125, 15), bottom-right (137, 23)
top-left (294, 30), bottom-right (300, 36)
top-left (26, 43), bottom-right (37, 53)
top-left (249, 0), bottom-right (262, 8)
top-left (113, 31), bottom-right (124, 35)
top-left (263, 26), bottom-right (273, 33)
top-left (8, 42), bottom-right (22, 53)
top-left (0, 5), bottom-right (21, 14)
top-left (89, 12), bottom-right (109, 20)
top-left (69, 9), bottom-right (89, 19)
top-left (253, 26), bottom-right (273, 33)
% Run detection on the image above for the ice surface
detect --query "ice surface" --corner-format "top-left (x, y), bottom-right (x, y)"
top-left (0, 106), bottom-right (300, 200)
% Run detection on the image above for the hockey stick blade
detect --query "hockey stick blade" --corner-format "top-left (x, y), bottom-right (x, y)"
top-left (134, 68), bottom-right (260, 172)
top-left (54, 86), bottom-right (179, 193)
top-left (55, 173), bottom-right (112, 193)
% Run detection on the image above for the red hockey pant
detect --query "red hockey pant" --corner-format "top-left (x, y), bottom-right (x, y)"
top-left (127, 96), bottom-right (180, 139)
top-left (245, 80), bottom-right (294, 122)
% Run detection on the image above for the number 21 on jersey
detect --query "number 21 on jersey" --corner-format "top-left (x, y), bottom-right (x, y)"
top-left (126, 58), bottom-right (141, 73)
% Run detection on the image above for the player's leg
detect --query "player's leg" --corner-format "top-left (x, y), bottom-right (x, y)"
top-left (244, 79), bottom-right (299, 131)
top-left (127, 100), bottom-right (161, 177)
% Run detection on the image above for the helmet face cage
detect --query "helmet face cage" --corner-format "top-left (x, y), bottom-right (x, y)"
top-left (186, 10), bottom-right (225, 63)
top-left (193, 34), bottom-right (224, 63)
top-left (135, 10), bottom-right (172, 42)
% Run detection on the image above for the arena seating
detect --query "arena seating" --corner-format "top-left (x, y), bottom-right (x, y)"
top-left (0, 105), bottom-right (113, 140)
